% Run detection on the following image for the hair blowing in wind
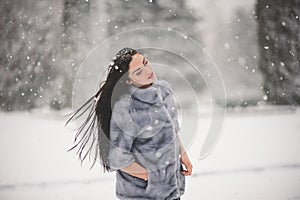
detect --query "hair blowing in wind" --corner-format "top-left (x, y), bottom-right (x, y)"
top-left (64, 48), bottom-right (138, 172)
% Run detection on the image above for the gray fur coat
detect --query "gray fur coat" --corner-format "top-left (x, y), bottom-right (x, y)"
top-left (108, 79), bottom-right (185, 200)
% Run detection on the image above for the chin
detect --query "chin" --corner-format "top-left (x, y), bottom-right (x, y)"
top-left (149, 78), bottom-right (155, 84)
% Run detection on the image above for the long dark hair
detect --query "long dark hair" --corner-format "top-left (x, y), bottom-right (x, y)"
top-left (65, 47), bottom-right (138, 172)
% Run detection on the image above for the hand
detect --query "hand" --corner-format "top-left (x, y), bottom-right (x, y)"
top-left (121, 161), bottom-right (148, 181)
top-left (180, 152), bottom-right (193, 176)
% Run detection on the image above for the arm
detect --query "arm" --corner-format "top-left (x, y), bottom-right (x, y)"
top-left (160, 80), bottom-right (193, 175)
top-left (121, 162), bottom-right (148, 180)
top-left (177, 134), bottom-right (185, 155)
top-left (109, 98), bottom-right (148, 180)
top-left (162, 81), bottom-right (193, 176)
top-left (177, 135), bottom-right (193, 176)
top-left (160, 80), bottom-right (180, 134)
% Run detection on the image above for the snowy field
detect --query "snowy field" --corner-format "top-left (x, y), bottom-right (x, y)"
top-left (0, 106), bottom-right (300, 200)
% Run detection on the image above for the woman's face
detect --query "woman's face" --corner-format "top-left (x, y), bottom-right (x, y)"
top-left (126, 53), bottom-right (156, 88)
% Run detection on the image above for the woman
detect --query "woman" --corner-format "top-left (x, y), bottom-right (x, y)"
top-left (65, 47), bottom-right (193, 200)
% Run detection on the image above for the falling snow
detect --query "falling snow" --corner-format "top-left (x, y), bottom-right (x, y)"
top-left (146, 125), bottom-right (153, 131)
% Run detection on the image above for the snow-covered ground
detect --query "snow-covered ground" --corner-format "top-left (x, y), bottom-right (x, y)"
top-left (0, 106), bottom-right (300, 200)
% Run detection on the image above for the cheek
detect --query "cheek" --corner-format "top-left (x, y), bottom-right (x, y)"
top-left (136, 73), bottom-right (148, 81)
top-left (137, 76), bottom-right (147, 83)
top-left (132, 72), bottom-right (151, 84)
top-left (130, 75), bottom-right (143, 83)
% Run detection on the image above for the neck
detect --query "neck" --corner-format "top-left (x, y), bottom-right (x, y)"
top-left (138, 82), bottom-right (153, 89)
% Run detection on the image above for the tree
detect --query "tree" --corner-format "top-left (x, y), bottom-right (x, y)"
top-left (61, 0), bottom-right (91, 108)
top-left (256, 0), bottom-right (300, 105)
top-left (105, 0), bottom-right (200, 40)
top-left (0, 0), bottom-right (61, 111)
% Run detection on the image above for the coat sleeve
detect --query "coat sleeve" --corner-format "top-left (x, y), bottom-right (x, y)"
top-left (159, 80), bottom-right (181, 134)
top-left (108, 97), bottom-right (137, 171)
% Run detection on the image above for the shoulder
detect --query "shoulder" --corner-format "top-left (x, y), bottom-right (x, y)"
top-left (155, 79), bottom-right (174, 95)
top-left (156, 79), bottom-right (171, 89)
top-left (112, 94), bottom-right (131, 113)
top-left (110, 94), bottom-right (138, 134)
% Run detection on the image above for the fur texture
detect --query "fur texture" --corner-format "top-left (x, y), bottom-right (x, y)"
top-left (109, 79), bottom-right (185, 200)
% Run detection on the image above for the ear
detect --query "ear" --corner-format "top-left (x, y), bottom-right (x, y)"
top-left (126, 79), bottom-right (134, 85)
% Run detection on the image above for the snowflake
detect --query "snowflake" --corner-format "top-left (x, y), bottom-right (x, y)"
top-left (146, 125), bottom-right (153, 131)
top-left (155, 152), bottom-right (161, 158)
top-left (224, 43), bottom-right (230, 50)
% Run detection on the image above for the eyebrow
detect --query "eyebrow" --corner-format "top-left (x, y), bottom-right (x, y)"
top-left (132, 57), bottom-right (146, 74)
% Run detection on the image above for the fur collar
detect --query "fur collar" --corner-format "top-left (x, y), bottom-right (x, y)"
top-left (128, 79), bottom-right (165, 105)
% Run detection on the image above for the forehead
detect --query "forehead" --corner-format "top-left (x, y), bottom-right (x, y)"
top-left (129, 53), bottom-right (144, 70)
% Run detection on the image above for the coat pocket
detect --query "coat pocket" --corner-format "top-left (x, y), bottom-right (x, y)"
top-left (145, 169), bottom-right (174, 199)
top-left (120, 170), bottom-right (148, 189)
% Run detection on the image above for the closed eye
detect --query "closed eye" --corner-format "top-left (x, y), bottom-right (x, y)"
top-left (136, 70), bottom-right (142, 75)
top-left (134, 68), bottom-right (142, 76)
top-left (133, 58), bottom-right (148, 76)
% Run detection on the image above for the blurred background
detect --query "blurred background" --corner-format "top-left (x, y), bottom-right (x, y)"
top-left (1, 0), bottom-right (299, 111)
top-left (0, 0), bottom-right (299, 199)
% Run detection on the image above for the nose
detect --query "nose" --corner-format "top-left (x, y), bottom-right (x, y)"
top-left (145, 66), bottom-right (152, 74)
top-left (145, 63), bottom-right (152, 70)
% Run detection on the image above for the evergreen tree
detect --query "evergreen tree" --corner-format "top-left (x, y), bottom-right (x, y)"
top-left (0, 0), bottom-right (61, 111)
top-left (61, 0), bottom-right (91, 108)
top-left (256, 0), bottom-right (300, 105)
top-left (106, 0), bottom-right (199, 40)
